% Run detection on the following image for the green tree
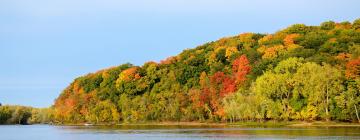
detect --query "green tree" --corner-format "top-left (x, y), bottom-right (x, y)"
top-left (293, 63), bottom-right (344, 121)
top-left (87, 100), bottom-right (119, 124)
top-left (320, 21), bottom-right (336, 30)
top-left (12, 106), bottom-right (32, 124)
top-left (353, 18), bottom-right (360, 30)
top-left (254, 57), bottom-right (304, 120)
top-left (0, 106), bottom-right (12, 124)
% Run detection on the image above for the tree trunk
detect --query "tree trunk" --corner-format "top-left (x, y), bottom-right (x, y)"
top-left (354, 105), bottom-right (360, 123)
top-left (325, 83), bottom-right (329, 121)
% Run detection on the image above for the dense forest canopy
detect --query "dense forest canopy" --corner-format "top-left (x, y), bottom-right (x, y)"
top-left (19, 19), bottom-right (360, 124)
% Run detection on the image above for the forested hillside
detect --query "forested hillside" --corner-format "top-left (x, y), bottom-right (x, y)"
top-left (53, 19), bottom-right (360, 124)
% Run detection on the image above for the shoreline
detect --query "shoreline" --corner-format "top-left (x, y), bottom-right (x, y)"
top-left (53, 121), bottom-right (360, 127)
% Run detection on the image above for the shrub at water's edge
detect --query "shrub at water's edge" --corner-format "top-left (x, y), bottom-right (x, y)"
top-left (47, 19), bottom-right (360, 124)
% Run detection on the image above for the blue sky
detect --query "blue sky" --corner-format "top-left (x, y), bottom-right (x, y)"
top-left (0, 0), bottom-right (359, 107)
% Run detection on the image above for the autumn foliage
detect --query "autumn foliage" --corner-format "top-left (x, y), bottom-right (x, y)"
top-left (232, 55), bottom-right (251, 85)
top-left (346, 58), bottom-right (360, 79)
top-left (52, 19), bottom-right (360, 124)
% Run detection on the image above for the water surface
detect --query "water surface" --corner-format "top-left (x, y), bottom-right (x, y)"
top-left (1, 125), bottom-right (360, 140)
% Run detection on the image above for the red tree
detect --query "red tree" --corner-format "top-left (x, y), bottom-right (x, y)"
top-left (232, 55), bottom-right (251, 85)
top-left (220, 76), bottom-right (236, 97)
top-left (210, 72), bottom-right (225, 86)
top-left (346, 58), bottom-right (360, 79)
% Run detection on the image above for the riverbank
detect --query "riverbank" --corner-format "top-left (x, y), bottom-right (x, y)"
top-left (56, 121), bottom-right (360, 127)
top-left (229, 121), bottom-right (360, 127)
top-left (287, 121), bottom-right (360, 127)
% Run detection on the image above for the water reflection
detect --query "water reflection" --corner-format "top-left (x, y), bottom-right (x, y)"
top-left (60, 125), bottom-right (360, 137)
top-left (1, 125), bottom-right (360, 140)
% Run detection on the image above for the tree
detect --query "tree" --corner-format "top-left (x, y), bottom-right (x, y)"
top-left (348, 45), bottom-right (360, 58)
top-left (116, 67), bottom-right (143, 95)
top-left (320, 21), bottom-right (336, 30)
top-left (12, 106), bottom-right (32, 124)
top-left (254, 71), bottom-right (292, 120)
top-left (283, 34), bottom-right (300, 45)
top-left (225, 47), bottom-right (238, 60)
top-left (346, 58), bottom-right (360, 79)
top-left (299, 31), bottom-right (328, 49)
top-left (254, 57), bottom-right (304, 120)
top-left (199, 72), bottom-right (210, 106)
top-left (216, 48), bottom-right (227, 63)
top-left (0, 106), bottom-right (12, 124)
top-left (87, 100), bottom-right (119, 124)
top-left (118, 67), bottom-right (139, 82)
top-left (232, 55), bottom-right (251, 86)
top-left (223, 89), bottom-right (266, 122)
top-left (118, 94), bottom-right (131, 123)
top-left (293, 63), bottom-right (344, 121)
top-left (335, 79), bottom-right (360, 122)
top-left (353, 18), bottom-right (360, 30)
top-left (285, 24), bottom-right (311, 34)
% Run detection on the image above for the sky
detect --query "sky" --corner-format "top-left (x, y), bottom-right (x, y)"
top-left (0, 0), bottom-right (359, 107)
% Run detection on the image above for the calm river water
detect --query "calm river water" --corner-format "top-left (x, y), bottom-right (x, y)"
top-left (1, 125), bottom-right (360, 140)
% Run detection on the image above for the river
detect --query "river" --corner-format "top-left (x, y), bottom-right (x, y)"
top-left (1, 125), bottom-right (360, 140)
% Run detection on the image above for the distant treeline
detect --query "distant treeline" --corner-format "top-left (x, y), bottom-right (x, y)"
top-left (0, 104), bottom-right (53, 125)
